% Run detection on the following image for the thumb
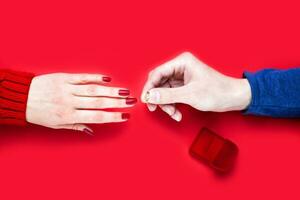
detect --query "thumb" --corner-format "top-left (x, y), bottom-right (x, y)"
top-left (57, 124), bottom-right (94, 136)
top-left (145, 86), bottom-right (186, 105)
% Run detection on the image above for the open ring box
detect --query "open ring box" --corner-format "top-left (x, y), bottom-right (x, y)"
top-left (189, 127), bottom-right (238, 173)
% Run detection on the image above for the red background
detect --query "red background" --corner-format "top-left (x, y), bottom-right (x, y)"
top-left (1, 0), bottom-right (300, 199)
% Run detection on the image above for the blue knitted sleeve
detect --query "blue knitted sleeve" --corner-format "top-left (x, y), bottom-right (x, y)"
top-left (243, 68), bottom-right (300, 117)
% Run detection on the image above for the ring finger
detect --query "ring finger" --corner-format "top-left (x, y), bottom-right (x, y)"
top-left (73, 96), bottom-right (137, 109)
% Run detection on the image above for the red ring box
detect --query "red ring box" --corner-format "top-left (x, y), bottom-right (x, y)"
top-left (189, 128), bottom-right (238, 172)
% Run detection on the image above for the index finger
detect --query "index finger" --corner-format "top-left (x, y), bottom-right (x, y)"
top-left (141, 57), bottom-right (181, 103)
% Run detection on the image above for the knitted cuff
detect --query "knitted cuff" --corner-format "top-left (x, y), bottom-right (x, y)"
top-left (0, 69), bottom-right (35, 126)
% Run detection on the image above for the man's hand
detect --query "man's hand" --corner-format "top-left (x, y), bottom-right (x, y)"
top-left (141, 52), bottom-right (251, 121)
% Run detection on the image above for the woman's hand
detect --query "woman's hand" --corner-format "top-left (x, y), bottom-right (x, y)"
top-left (26, 73), bottom-right (136, 134)
top-left (141, 52), bottom-right (251, 121)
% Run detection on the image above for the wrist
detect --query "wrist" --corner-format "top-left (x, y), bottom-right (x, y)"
top-left (228, 78), bottom-right (251, 111)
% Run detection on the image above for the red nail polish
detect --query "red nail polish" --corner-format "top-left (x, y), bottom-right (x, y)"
top-left (119, 89), bottom-right (130, 96)
top-left (83, 128), bottom-right (94, 136)
top-left (126, 97), bottom-right (137, 105)
top-left (121, 113), bottom-right (130, 120)
top-left (102, 76), bottom-right (112, 82)
top-left (189, 127), bottom-right (238, 173)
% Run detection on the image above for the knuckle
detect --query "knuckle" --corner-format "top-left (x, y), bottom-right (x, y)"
top-left (149, 70), bottom-right (160, 80)
top-left (94, 98), bottom-right (110, 108)
top-left (80, 75), bottom-right (89, 83)
top-left (87, 85), bottom-right (96, 94)
top-left (181, 51), bottom-right (193, 58)
top-left (95, 98), bottom-right (104, 106)
top-left (94, 112), bottom-right (104, 122)
top-left (148, 70), bottom-right (154, 78)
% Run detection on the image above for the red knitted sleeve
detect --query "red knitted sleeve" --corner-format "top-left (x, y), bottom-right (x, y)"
top-left (0, 69), bottom-right (35, 126)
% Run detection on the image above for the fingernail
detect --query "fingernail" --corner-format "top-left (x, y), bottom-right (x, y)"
top-left (119, 89), bottom-right (130, 96)
top-left (147, 90), bottom-right (160, 103)
top-left (121, 113), bottom-right (130, 120)
top-left (83, 128), bottom-right (94, 136)
top-left (102, 76), bottom-right (112, 82)
top-left (172, 114), bottom-right (181, 122)
top-left (148, 104), bottom-right (157, 112)
top-left (126, 97), bottom-right (137, 105)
